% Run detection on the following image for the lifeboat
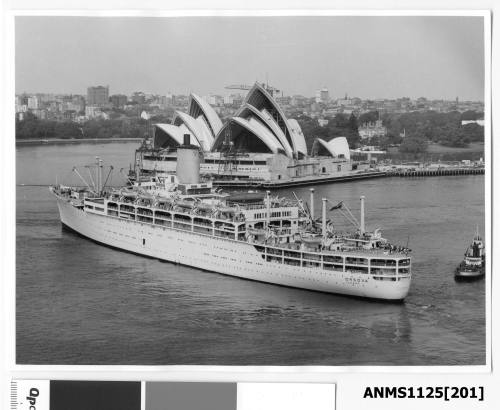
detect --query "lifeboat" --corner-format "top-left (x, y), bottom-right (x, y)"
top-left (137, 193), bottom-right (154, 203)
top-left (121, 191), bottom-right (138, 199)
top-left (175, 200), bottom-right (195, 209)
top-left (217, 206), bottom-right (236, 215)
top-left (301, 235), bottom-right (323, 246)
top-left (157, 197), bottom-right (174, 205)
top-left (195, 202), bottom-right (215, 212)
top-left (247, 228), bottom-right (267, 236)
top-left (227, 192), bottom-right (265, 204)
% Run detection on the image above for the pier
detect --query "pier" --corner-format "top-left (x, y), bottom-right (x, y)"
top-left (390, 167), bottom-right (484, 177)
top-left (213, 167), bottom-right (485, 189)
top-left (213, 171), bottom-right (387, 189)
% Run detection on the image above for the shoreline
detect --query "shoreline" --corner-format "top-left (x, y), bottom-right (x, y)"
top-left (16, 137), bottom-right (142, 145)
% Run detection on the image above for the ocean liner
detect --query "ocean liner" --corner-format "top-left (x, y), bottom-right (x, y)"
top-left (51, 136), bottom-right (412, 300)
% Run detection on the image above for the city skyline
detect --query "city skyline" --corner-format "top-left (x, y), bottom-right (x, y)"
top-left (16, 16), bottom-right (485, 100)
top-left (14, 88), bottom-right (485, 102)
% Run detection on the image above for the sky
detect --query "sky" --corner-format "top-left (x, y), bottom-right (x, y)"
top-left (15, 16), bottom-right (485, 100)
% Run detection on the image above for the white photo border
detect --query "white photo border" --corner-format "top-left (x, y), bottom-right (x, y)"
top-left (1, 3), bottom-right (496, 410)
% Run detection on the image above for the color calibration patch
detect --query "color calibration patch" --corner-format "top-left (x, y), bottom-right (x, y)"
top-left (11, 381), bottom-right (336, 410)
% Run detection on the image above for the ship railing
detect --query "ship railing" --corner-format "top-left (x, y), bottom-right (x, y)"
top-left (239, 203), bottom-right (297, 211)
top-left (264, 239), bottom-right (409, 258)
top-left (192, 219), bottom-right (213, 228)
top-left (345, 259), bottom-right (370, 267)
top-left (326, 247), bottom-right (408, 257)
top-left (86, 198), bottom-right (105, 204)
top-left (137, 206), bottom-right (153, 214)
top-left (254, 244), bottom-right (411, 276)
top-left (370, 260), bottom-right (397, 267)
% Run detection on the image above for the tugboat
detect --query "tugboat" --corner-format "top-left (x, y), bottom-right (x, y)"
top-left (455, 227), bottom-right (485, 281)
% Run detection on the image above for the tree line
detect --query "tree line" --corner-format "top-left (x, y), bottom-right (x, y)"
top-left (16, 109), bottom-right (484, 155)
top-left (15, 111), bottom-right (161, 140)
top-left (296, 109), bottom-right (483, 154)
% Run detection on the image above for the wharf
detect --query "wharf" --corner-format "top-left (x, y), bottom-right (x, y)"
top-left (390, 167), bottom-right (484, 177)
top-left (212, 166), bottom-right (485, 189)
top-left (213, 171), bottom-right (387, 189)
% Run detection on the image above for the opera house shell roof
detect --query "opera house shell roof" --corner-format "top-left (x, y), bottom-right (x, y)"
top-left (311, 137), bottom-right (351, 160)
top-left (153, 93), bottom-right (222, 152)
top-left (153, 82), bottom-right (308, 159)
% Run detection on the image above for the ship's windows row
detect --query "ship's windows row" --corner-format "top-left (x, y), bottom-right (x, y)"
top-left (253, 211), bottom-right (293, 219)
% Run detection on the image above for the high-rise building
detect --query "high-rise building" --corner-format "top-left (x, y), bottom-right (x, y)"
top-left (110, 94), bottom-right (128, 108)
top-left (315, 90), bottom-right (321, 104)
top-left (315, 88), bottom-right (329, 104)
top-left (320, 88), bottom-right (329, 104)
top-left (27, 96), bottom-right (39, 109)
top-left (87, 86), bottom-right (109, 107)
top-left (131, 92), bottom-right (146, 104)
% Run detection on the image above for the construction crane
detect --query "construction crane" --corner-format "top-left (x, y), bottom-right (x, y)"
top-left (217, 123), bottom-right (238, 178)
top-left (225, 83), bottom-right (281, 97)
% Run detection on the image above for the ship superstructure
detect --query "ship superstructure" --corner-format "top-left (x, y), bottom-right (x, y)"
top-left (51, 135), bottom-right (412, 300)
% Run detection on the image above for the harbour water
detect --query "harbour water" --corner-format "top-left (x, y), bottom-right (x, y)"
top-left (16, 142), bottom-right (486, 365)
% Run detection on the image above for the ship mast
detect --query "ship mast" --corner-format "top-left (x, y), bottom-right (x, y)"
top-left (360, 195), bottom-right (365, 235)
top-left (322, 198), bottom-right (327, 238)
top-left (95, 156), bottom-right (103, 196)
top-left (310, 188), bottom-right (315, 220)
top-left (99, 158), bottom-right (103, 196)
top-left (266, 190), bottom-right (271, 230)
top-left (95, 157), bottom-right (100, 195)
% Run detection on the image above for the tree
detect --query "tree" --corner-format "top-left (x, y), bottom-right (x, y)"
top-left (358, 110), bottom-right (379, 125)
top-left (399, 135), bottom-right (428, 153)
top-left (460, 110), bottom-right (483, 121)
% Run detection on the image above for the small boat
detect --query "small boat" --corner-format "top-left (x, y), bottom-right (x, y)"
top-left (195, 202), bottom-right (215, 213)
top-left (175, 199), bottom-right (195, 209)
top-left (455, 228), bottom-right (485, 281)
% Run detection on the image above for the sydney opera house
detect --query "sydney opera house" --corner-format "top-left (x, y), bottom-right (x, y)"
top-left (136, 82), bottom-right (360, 183)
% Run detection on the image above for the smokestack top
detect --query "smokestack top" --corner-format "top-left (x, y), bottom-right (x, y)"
top-left (178, 133), bottom-right (199, 150)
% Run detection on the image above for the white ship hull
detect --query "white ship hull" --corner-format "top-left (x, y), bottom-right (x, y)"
top-left (56, 197), bottom-right (411, 300)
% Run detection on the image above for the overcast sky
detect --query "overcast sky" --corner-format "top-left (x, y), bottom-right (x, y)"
top-left (15, 16), bottom-right (485, 100)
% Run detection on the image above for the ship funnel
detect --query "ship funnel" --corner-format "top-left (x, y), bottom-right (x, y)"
top-left (360, 195), bottom-right (365, 234)
top-left (310, 188), bottom-right (315, 219)
top-left (176, 134), bottom-right (200, 184)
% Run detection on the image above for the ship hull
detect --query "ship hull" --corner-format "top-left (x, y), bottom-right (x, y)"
top-left (455, 259), bottom-right (485, 281)
top-left (455, 268), bottom-right (485, 281)
top-left (56, 197), bottom-right (411, 301)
